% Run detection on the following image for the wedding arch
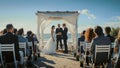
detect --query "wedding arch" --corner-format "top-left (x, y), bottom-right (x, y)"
top-left (36, 11), bottom-right (80, 49)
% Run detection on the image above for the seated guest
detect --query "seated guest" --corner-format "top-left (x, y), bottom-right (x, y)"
top-left (91, 26), bottom-right (111, 66)
top-left (3, 28), bottom-right (17, 35)
top-left (26, 31), bottom-right (34, 42)
top-left (84, 28), bottom-right (95, 65)
top-left (32, 33), bottom-right (39, 54)
top-left (26, 31), bottom-right (34, 59)
top-left (105, 26), bottom-right (115, 58)
top-left (18, 28), bottom-right (29, 56)
top-left (0, 24), bottom-right (20, 67)
top-left (111, 47), bottom-right (119, 67)
top-left (78, 30), bottom-right (86, 53)
top-left (114, 29), bottom-right (120, 67)
top-left (13, 28), bottom-right (18, 35)
top-left (114, 29), bottom-right (120, 56)
top-left (105, 26), bottom-right (115, 42)
top-left (77, 30), bottom-right (85, 61)
top-left (3, 28), bottom-right (7, 34)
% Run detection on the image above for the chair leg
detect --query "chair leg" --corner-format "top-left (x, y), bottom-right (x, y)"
top-left (15, 61), bottom-right (17, 68)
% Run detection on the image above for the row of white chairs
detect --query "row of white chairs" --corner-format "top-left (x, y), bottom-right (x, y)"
top-left (79, 41), bottom-right (111, 68)
top-left (0, 42), bottom-right (34, 68)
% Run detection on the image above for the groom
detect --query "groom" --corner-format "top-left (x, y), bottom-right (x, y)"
top-left (62, 23), bottom-right (68, 53)
top-left (56, 24), bottom-right (63, 50)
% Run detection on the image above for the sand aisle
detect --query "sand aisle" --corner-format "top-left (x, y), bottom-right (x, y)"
top-left (40, 52), bottom-right (80, 68)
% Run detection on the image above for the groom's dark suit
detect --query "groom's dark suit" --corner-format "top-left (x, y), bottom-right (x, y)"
top-left (62, 27), bottom-right (68, 53)
top-left (56, 27), bottom-right (63, 50)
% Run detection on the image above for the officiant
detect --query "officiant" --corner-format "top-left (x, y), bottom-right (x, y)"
top-left (56, 24), bottom-right (63, 50)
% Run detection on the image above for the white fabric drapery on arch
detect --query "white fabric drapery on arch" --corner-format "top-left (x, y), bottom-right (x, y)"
top-left (36, 11), bottom-right (80, 49)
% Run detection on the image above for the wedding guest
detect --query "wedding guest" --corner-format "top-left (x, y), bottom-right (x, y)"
top-left (85, 28), bottom-right (95, 43)
top-left (84, 28), bottom-right (95, 65)
top-left (26, 31), bottom-right (34, 59)
top-left (18, 28), bottom-right (29, 56)
top-left (76, 30), bottom-right (85, 61)
top-left (114, 29), bottom-right (120, 55)
top-left (14, 28), bottom-right (18, 35)
top-left (0, 30), bottom-right (4, 35)
top-left (78, 30), bottom-right (86, 53)
top-left (31, 33), bottom-right (39, 58)
top-left (114, 29), bottom-right (120, 67)
top-left (111, 47), bottom-right (119, 67)
top-left (78, 30), bottom-right (86, 47)
top-left (105, 26), bottom-right (115, 59)
top-left (0, 24), bottom-right (20, 67)
top-left (3, 28), bottom-right (7, 34)
top-left (91, 26), bottom-right (111, 66)
top-left (105, 26), bottom-right (115, 42)
top-left (3, 28), bottom-right (17, 35)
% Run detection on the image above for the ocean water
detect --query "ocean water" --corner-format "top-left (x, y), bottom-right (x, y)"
top-left (44, 33), bottom-right (80, 41)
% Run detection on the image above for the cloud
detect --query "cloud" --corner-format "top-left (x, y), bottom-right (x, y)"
top-left (110, 16), bottom-right (120, 22)
top-left (78, 24), bottom-right (95, 33)
top-left (77, 16), bottom-right (120, 33)
top-left (102, 16), bottom-right (120, 28)
top-left (103, 21), bottom-right (120, 28)
top-left (80, 9), bottom-right (96, 19)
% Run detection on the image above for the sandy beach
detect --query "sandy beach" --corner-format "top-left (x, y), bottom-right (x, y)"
top-left (39, 52), bottom-right (80, 68)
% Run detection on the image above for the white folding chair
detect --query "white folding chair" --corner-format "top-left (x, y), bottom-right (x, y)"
top-left (34, 41), bottom-right (37, 52)
top-left (0, 44), bottom-right (17, 68)
top-left (79, 42), bottom-right (86, 66)
top-left (0, 45), bottom-right (4, 68)
top-left (34, 41), bottom-right (40, 56)
top-left (19, 42), bottom-right (26, 56)
top-left (27, 42), bottom-right (33, 55)
top-left (85, 43), bottom-right (91, 51)
top-left (93, 45), bottom-right (110, 68)
top-left (84, 43), bottom-right (91, 65)
top-left (80, 41), bottom-right (86, 52)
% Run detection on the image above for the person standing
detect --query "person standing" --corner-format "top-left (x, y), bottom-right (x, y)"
top-left (42, 25), bottom-right (56, 54)
top-left (62, 23), bottom-right (68, 53)
top-left (56, 24), bottom-right (63, 50)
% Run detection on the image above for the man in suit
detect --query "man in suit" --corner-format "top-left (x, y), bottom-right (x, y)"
top-left (0, 24), bottom-right (20, 66)
top-left (56, 24), bottom-right (63, 50)
top-left (62, 23), bottom-right (68, 53)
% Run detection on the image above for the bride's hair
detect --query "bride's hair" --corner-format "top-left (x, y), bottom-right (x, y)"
top-left (51, 25), bottom-right (55, 29)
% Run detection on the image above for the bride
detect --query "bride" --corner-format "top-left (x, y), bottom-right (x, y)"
top-left (42, 25), bottom-right (56, 54)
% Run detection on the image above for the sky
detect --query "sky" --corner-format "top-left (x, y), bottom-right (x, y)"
top-left (0, 0), bottom-right (120, 34)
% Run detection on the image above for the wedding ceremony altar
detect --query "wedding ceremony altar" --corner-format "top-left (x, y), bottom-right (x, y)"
top-left (36, 11), bottom-right (80, 51)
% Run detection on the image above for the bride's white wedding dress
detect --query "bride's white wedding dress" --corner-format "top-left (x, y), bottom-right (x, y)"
top-left (42, 32), bottom-right (56, 54)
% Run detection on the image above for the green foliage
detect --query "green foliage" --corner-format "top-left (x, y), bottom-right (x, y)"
top-left (111, 27), bottom-right (120, 38)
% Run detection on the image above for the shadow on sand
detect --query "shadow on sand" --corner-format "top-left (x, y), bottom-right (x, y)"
top-left (34, 57), bottom-right (55, 68)
top-left (50, 53), bottom-right (76, 61)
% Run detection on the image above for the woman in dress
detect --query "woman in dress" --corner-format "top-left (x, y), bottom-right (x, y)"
top-left (113, 29), bottom-right (120, 67)
top-left (42, 25), bottom-right (56, 54)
